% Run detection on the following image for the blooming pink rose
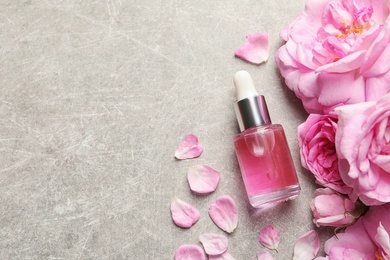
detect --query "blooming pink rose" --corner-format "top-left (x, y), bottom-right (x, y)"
top-left (311, 188), bottom-right (359, 227)
top-left (323, 218), bottom-right (378, 259)
top-left (298, 113), bottom-right (351, 194)
top-left (322, 204), bottom-right (390, 259)
top-left (335, 93), bottom-right (390, 205)
top-left (276, 0), bottom-right (390, 114)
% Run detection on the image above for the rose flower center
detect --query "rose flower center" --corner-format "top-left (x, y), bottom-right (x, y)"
top-left (314, 1), bottom-right (375, 64)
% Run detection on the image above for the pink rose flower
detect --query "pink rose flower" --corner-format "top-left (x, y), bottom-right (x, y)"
top-left (323, 218), bottom-right (378, 259)
top-left (298, 113), bottom-right (351, 194)
top-left (311, 188), bottom-right (359, 227)
top-left (362, 204), bottom-right (390, 259)
top-left (335, 93), bottom-right (390, 206)
top-left (276, 0), bottom-right (390, 114)
top-left (322, 203), bottom-right (390, 259)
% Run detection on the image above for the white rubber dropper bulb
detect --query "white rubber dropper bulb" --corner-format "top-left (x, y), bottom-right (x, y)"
top-left (233, 70), bottom-right (259, 101)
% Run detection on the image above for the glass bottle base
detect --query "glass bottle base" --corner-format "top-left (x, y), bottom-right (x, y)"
top-left (248, 184), bottom-right (301, 208)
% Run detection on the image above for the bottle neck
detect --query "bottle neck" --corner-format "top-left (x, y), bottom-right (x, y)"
top-left (234, 95), bottom-right (272, 132)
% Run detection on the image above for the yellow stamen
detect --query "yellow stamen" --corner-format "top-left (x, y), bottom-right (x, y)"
top-left (336, 25), bottom-right (365, 38)
top-left (375, 250), bottom-right (384, 260)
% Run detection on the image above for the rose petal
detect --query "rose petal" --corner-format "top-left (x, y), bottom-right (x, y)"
top-left (375, 222), bottom-right (390, 257)
top-left (361, 16), bottom-right (390, 76)
top-left (175, 134), bottom-right (203, 160)
top-left (175, 244), bottom-right (206, 260)
top-left (315, 50), bottom-right (366, 73)
top-left (293, 230), bottom-right (320, 260)
top-left (171, 197), bottom-right (200, 228)
top-left (199, 233), bottom-right (228, 255)
top-left (209, 252), bottom-right (236, 260)
top-left (257, 250), bottom-right (274, 260)
top-left (258, 226), bottom-right (281, 251)
top-left (235, 32), bottom-right (269, 64)
top-left (187, 165), bottom-right (220, 194)
top-left (208, 195), bottom-right (238, 233)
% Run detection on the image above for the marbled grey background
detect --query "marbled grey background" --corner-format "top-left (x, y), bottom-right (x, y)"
top-left (0, 0), bottom-right (333, 259)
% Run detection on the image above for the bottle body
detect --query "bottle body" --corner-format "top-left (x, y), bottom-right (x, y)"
top-left (234, 124), bottom-right (300, 208)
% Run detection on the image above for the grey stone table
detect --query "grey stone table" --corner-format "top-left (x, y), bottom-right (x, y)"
top-left (0, 1), bottom-right (333, 259)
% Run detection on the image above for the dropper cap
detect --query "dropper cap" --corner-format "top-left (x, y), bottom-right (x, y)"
top-left (233, 70), bottom-right (271, 132)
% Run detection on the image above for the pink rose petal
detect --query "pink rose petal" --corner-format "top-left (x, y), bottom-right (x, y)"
top-left (199, 233), bottom-right (228, 255)
top-left (175, 134), bottom-right (203, 160)
top-left (235, 32), bottom-right (269, 65)
top-left (375, 222), bottom-right (390, 257)
top-left (257, 250), bottom-right (274, 260)
top-left (209, 252), bottom-right (236, 260)
top-left (258, 226), bottom-right (281, 251)
top-left (171, 197), bottom-right (200, 229)
top-left (293, 230), bottom-right (320, 260)
top-left (208, 195), bottom-right (238, 233)
top-left (187, 165), bottom-right (220, 194)
top-left (175, 244), bottom-right (206, 260)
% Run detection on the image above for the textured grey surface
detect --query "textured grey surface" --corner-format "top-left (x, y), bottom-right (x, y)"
top-left (0, 1), bottom-right (333, 259)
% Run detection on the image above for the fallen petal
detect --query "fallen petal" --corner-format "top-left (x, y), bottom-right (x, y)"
top-left (171, 197), bottom-right (200, 228)
top-left (235, 32), bottom-right (269, 65)
top-left (209, 252), bottom-right (236, 260)
top-left (175, 244), bottom-right (206, 260)
top-left (199, 233), bottom-right (228, 255)
top-left (257, 250), bottom-right (274, 260)
top-left (258, 226), bottom-right (281, 251)
top-left (175, 134), bottom-right (203, 160)
top-left (208, 195), bottom-right (238, 233)
top-left (188, 165), bottom-right (220, 194)
top-left (293, 230), bottom-right (320, 260)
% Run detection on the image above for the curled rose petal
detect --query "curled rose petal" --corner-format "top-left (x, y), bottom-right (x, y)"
top-left (199, 233), bottom-right (228, 255)
top-left (257, 250), bottom-right (274, 260)
top-left (376, 222), bottom-right (390, 257)
top-left (187, 165), bottom-right (220, 194)
top-left (208, 195), bottom-right (238, 233)
top-left (258, 226), bottom-right (281, 251)
top-left (171, 197), bottom-right (200, 228)
top-left (209, 252), bottom-right (236, 260)
top-left (175, 244), bottom-right (206, 260)
top-left (235, 32), bottom-right (269, 64)
top-left (175, 134), bottom-right (203, 160)
top-left (293, 230), bottom-right (320, 260)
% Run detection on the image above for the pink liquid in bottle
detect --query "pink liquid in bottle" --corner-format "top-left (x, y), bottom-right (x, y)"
top-left (234, 124), bottom-right (300, 207)
top-left (232, 70), bottom-right (300, 207)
